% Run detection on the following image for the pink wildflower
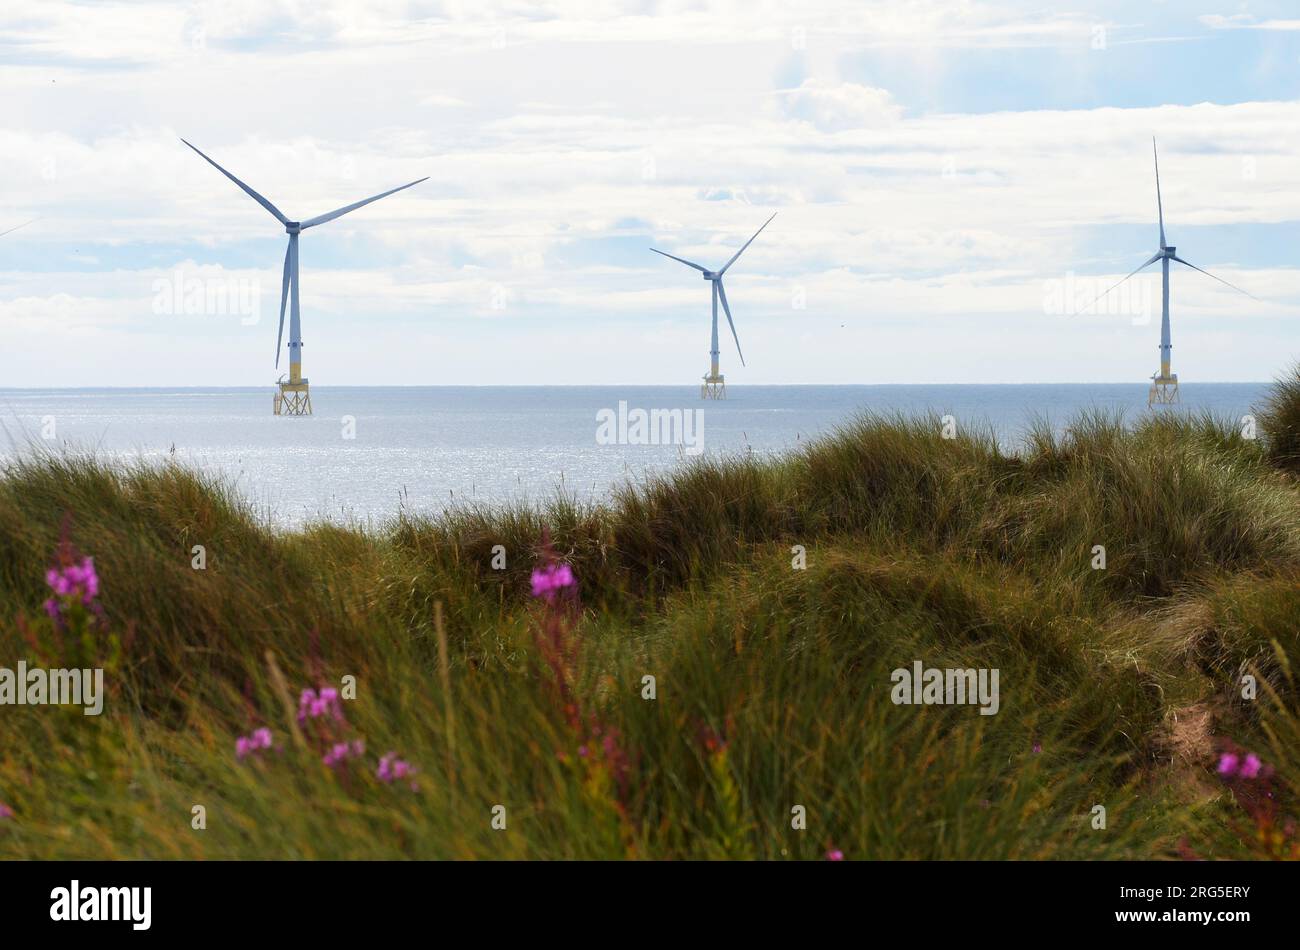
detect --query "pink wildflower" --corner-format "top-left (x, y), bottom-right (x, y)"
top-left (323, 739), bottom-right (365, 768)
top-left (826, 849), bottom-right (844, 861)
top-left (43, 556), bottom-right (100, 616)
top-left (298, 686), bottom-right (345, 724)
top-left (0, 802), bottom-right (14, 820)
top-left (530, 562), bottom-right (575, 600)
top-left (1239, 753), bottom-right (1262, 779)
top-left (377, 752), bottom-right (419, 789)
top-left (235, 727), bottom-right (274, 760)
top-left (1217, 753), bottom-right (1240, 776)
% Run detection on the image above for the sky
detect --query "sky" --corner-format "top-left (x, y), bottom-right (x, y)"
top-left (1, 0), bottom-right (1298, 387)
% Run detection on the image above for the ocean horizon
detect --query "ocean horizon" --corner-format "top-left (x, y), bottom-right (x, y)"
top-left (0, 383), bottom-right (1272, 527)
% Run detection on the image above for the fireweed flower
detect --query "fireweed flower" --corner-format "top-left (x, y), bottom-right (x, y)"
top-left (1217, 753), bottom-right (1240, 776)
top-left (298, 687), bottom-right (345, 725)
top-left (1239, 754), bottom-right (1262, 779)
top-left (377, 753), bottom-right (418, 790)
top-left (826, 849), bottom-right (844, 861)
top-left (43, 556), bottom-right (101, 618)
top-left (235, 727), bottom-right (274, 760)
top-left (530, 562), bottom-right (575, 600)
top-left (323, 739), bottom-right (365, 768)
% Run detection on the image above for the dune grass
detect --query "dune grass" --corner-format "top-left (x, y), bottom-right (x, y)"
top-left (3, 376), bottom-right (1300, 859)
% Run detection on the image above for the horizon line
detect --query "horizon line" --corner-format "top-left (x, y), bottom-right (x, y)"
top-left (0, 380), bottom-right (1276, 391)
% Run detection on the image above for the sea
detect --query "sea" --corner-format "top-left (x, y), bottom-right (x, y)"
top-left (0, 384), bottom-right (1271, 528)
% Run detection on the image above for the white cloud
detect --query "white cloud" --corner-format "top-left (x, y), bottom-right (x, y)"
top-left (1199, 14), bottom-right (1300, 32)
top-left (775, 80), bottom-right (902, 131)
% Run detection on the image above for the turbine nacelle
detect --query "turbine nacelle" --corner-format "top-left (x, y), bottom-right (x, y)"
top-left (285, 222), bottom-right (302, 234)
top-left (702, 271), bottom-right (717, 281)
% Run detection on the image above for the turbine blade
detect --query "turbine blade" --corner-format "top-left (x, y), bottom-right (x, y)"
top-left (1153, 137), bottom-right (1166, 250)
top-left (1171, 255), bottom-right (1259, 301)
top-left (716, 279), bottom-right (745, 366)
top-left (0, 218), bottom-right (36, 239)
top-left (300, 178), bottom-right (429, 230)
top-left (275, 238), bottom-right (291, 368)
top-left (1072, 253), bottom-right (1161, 316)
top-left (649, 248), bottom-right (707, 272)
top-left (719, 212), bottom-right (777, 275)
top-left (181, 139), bottom-right (288, 225)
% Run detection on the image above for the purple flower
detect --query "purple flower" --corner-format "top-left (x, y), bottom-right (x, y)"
top-left (377, 752), bottom-right (419, 789)
top-left (236, 728), bottom-right (274, 760)
top-left (1239, 753), bottom-right (1262, 779)
top-left (530, 562), bottom-right (576, 600)
top-left (0, 802), bottom-right (14, 820)
top-left (323, 739), bottom-right (365, 768)
top-left (1032, 743), bottom-right (1042, 754)
top-left (44, 556), bottom-right (100, 610)
top-left (1217, 753), bottom-right (1240, 776)
top-left (298, 686), bottom-right (345, 724)
top-left (825, 849), bottom-right (844, 861)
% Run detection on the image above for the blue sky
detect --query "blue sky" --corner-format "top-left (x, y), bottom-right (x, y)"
top-left (1, 0), bottom-right (1298, 385)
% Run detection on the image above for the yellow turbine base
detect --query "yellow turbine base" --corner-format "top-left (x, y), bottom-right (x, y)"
top-left (274, 378), bottom-right (313, 416)
top-left (701, 373), bottom-right (726, 400)
top-left (1148, 375), bottom-right (1179, 407)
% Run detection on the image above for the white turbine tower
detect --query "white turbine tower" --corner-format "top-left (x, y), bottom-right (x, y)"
top-left (1085, 138), bottom-right (1257, 406)
top-left (651, 213), bottom-right (776, 399)
top-left (183, 140), bottom-right (427, 415)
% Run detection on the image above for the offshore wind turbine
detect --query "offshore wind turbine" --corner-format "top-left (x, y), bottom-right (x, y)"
top-left (1084, 138), bottom-right (1256, 406)
top-left (651, 213), bottom-right (776, 399)
top-left (183, 140), bottom-right (427, 415)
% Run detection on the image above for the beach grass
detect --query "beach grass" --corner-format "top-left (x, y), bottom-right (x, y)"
top-left (2, 373), bottom-right (1300, 859)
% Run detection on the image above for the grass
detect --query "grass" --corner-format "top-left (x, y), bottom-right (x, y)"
top-left (3, 375), bottom-right (1300, 859)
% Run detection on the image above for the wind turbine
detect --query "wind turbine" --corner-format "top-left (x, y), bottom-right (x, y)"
top-left (1083, 138), bottom-right (1256, 406)
top-left (651, 212), bottom-right (776, 399)
top-left (183, 140), bottom-right (427, 415)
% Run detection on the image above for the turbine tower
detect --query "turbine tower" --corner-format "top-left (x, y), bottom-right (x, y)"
top-left (183, 140), bottom-right (427, 415)
top-left (651, 213), bottom-right (776, 399)
top-left (1085, 138), bottom-right (1256, 406)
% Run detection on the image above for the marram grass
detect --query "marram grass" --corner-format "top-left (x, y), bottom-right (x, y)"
top-left (3, 374), bottom-right (1300, 860)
